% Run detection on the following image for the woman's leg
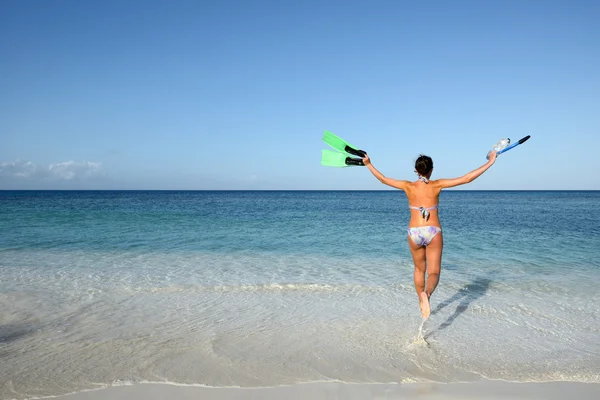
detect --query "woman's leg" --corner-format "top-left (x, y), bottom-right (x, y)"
top-left (424, 232), bottom-right (443, 298)
top-left (408, 236), bottom-right (427, 316)
top-left (408, 236), bottom-right (426, 294)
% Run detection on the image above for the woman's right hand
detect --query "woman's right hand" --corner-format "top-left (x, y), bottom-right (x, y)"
top-left (487, 150), bottom-right (497, 163)
top-left (362, 154), bottom-right (371, 166)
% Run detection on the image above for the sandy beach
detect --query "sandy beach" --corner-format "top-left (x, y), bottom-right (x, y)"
top-left (51, 380), bottom-right (600, 400)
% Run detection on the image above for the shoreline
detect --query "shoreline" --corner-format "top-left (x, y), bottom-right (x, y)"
top-left (30, 380), bottom-right (600, 400)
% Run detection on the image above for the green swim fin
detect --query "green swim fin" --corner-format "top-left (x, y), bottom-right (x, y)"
top-left (321, 149), bottom-right (365, 167)
top-left (322, 131), bottom-right (367, 158)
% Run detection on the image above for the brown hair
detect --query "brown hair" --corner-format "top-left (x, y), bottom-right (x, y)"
top-left (415, 155), bottom-right (433, 176)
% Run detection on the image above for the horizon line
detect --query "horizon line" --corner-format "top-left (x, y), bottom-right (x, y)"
top-left (1, 189), bottom-right (599, 192)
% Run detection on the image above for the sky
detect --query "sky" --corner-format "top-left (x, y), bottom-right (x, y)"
top-left (1, 0), bottom-right (599, 190)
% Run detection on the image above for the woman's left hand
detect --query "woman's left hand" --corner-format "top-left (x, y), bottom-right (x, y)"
top-left (362, 154), bottom-right (371, 165)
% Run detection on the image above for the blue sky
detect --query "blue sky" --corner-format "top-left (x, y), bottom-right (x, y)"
top-left (1, 0), bottom-right (599, 190)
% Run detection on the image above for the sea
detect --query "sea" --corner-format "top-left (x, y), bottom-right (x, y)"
top-left (1, 190), bottom-right (599, 399)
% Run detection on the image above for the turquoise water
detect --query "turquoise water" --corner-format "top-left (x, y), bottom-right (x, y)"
top-left (1, 190), bottom-right (599, 399)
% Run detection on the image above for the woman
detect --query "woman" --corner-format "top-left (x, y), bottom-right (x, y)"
top-left (363, 151), bottom-right (497, 319)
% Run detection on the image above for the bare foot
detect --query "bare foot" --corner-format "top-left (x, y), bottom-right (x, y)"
top-left (419, 291), bottom-right (430, 319)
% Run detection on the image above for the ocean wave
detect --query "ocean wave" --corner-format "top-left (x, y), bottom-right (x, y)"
top-left (123, 282), bottom-right (404, 294)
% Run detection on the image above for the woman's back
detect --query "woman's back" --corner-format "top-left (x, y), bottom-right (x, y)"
top-left (404, 180), bottom-right (442, 228)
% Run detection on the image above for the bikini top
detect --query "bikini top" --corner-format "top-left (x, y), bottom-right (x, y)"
top-left (409, 205), bottom-right (438, 220)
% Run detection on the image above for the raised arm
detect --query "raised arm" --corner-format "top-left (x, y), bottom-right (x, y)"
top-left (363, 154), bottom-right (410, 191)
top-left (435, 151), bottom-right (497, 189)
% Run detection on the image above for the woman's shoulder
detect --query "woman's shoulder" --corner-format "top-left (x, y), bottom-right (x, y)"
top-left (428, 179), bottom-right (446, 190)
top-left (405, 183), bottom-right (440, 201)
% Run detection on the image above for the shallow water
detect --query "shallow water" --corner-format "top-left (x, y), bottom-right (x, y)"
top-left (1, 191), bottom-right (599, 399)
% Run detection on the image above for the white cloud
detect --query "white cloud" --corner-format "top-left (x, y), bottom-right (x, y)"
top-left (0, 159), bottom-right (102, 181)
top-left (48, 161), bottom-right (102, 180)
